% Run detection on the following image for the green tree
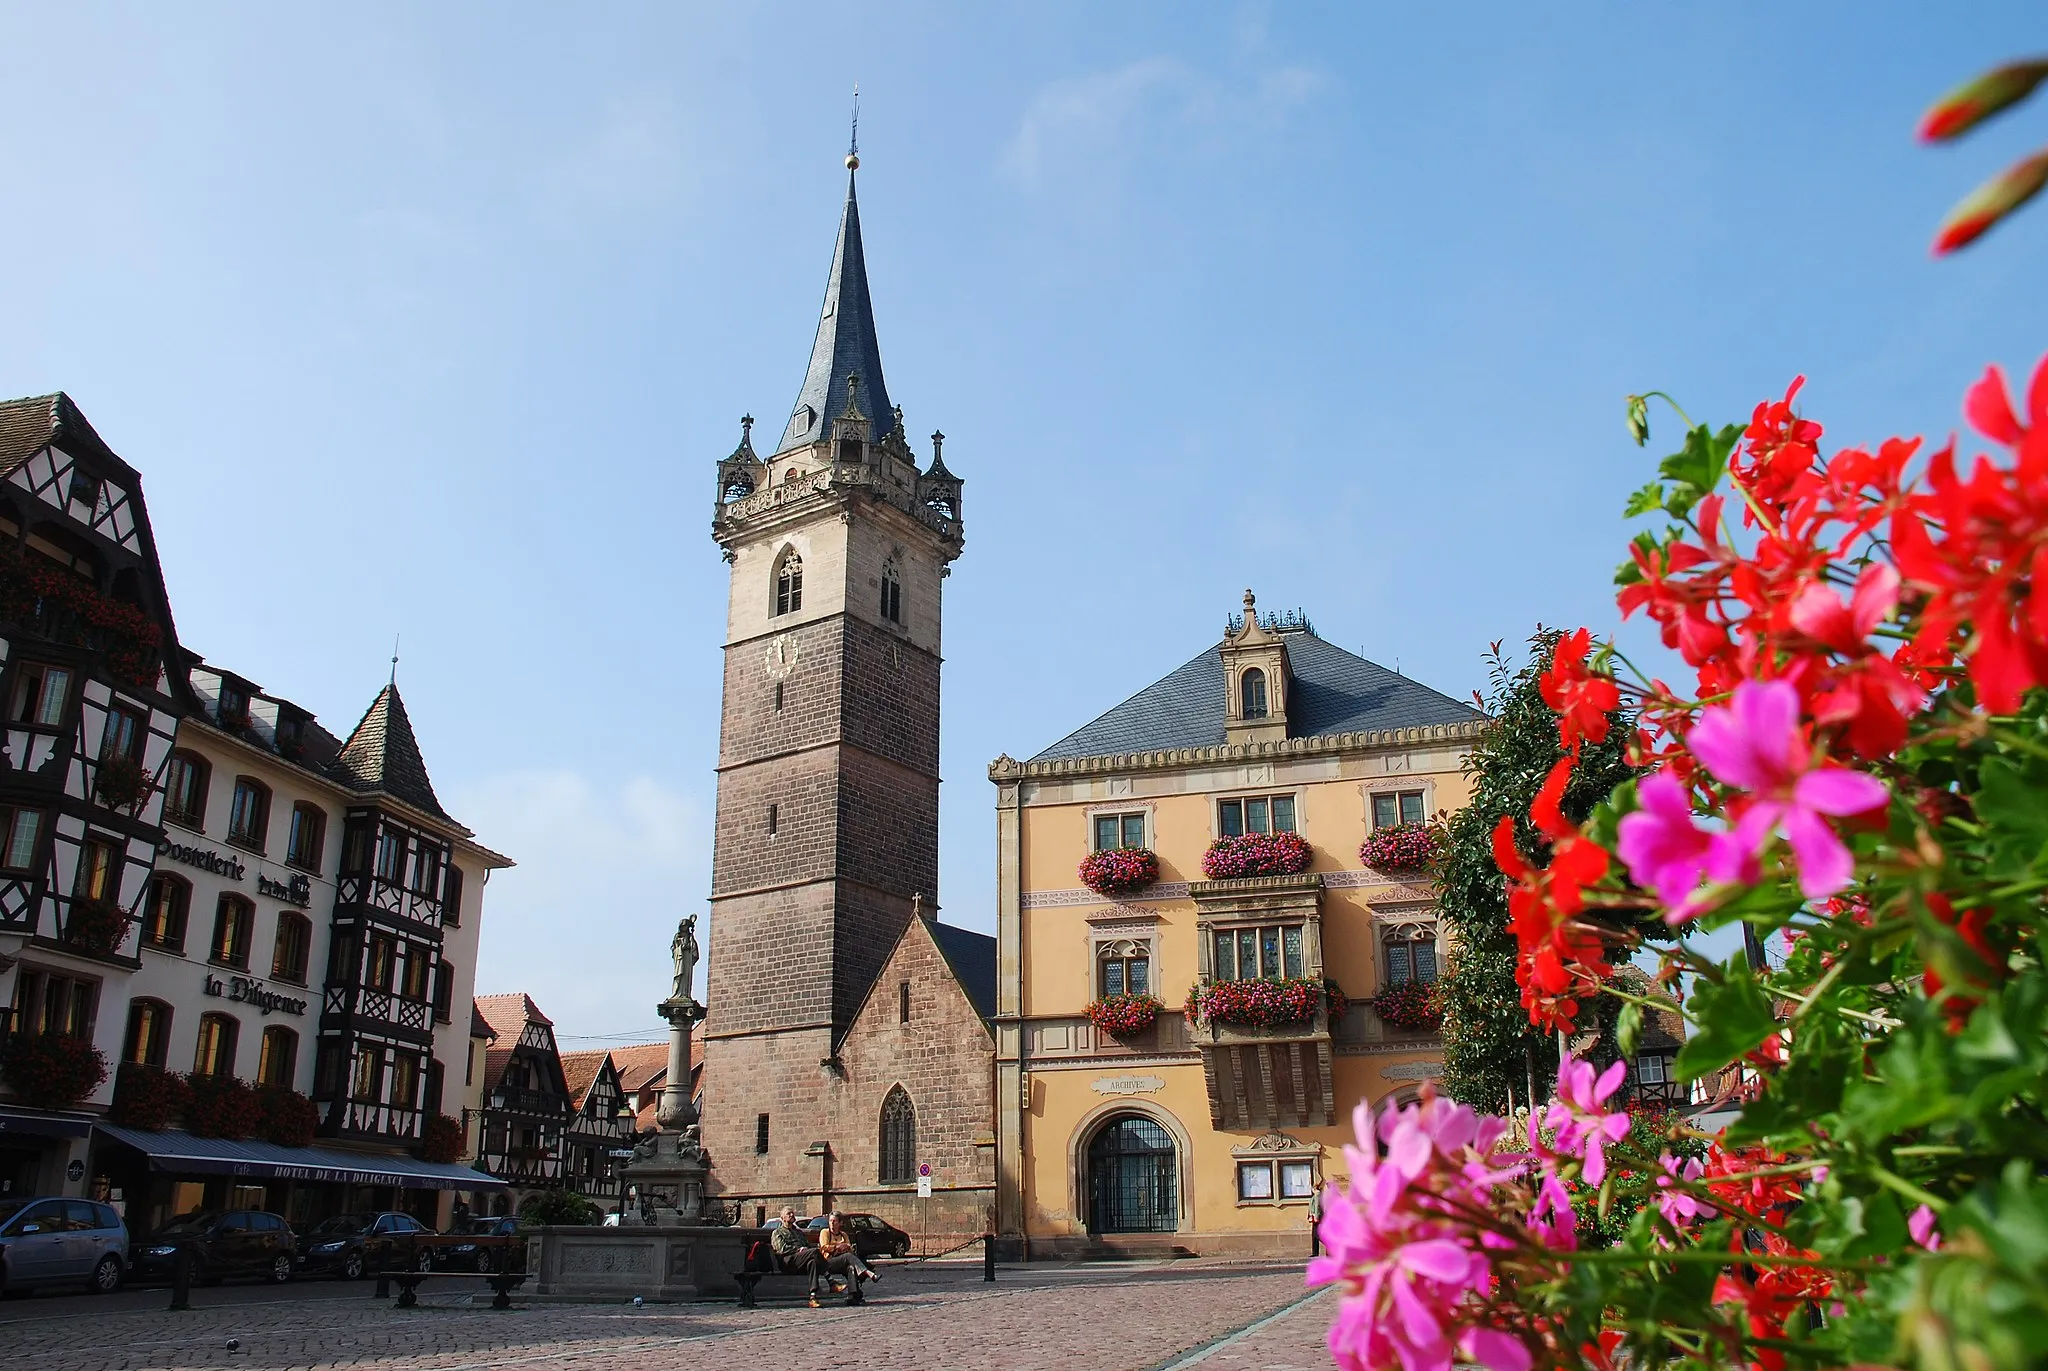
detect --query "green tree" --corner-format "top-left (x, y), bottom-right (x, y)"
top-left (516, 1190), bottom-right (604, 1227)
top-left (1438, 631), bottom-right (1639, 1112)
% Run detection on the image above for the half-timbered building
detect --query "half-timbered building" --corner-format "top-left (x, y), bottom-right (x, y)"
top-left (472, 993), bottom-right (573, 1205)
top-left (558, 1051), bottom-right (633, 1205)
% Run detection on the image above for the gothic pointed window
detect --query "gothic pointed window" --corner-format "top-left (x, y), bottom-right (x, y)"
top-left (774, 551), bottom-right (804, 617)
top-left (1240, 668), bottom-right (1268, 720)
top-left (880, 559), bottom-right (902, 624)
top-left (879, 1086), bottom-right (917, 1184)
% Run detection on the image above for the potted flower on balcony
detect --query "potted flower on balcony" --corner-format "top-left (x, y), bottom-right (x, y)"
top-left (1086, 992), bottom-right (1163, 1037)
top-left (0, 1032), bottom-right (108, 1110)
top-left (61, 897), bottom-right (130, 958)
top-left (94, 753), bottom-right (153, 812)
top-left (1371, 979), bottom-right (1444, 1032)
top-left (1184, 975), bottom-right (1341, 1029)
top-left (1200, 831), bottom-right (1313, 880)
top-left (110, 1062), bottom-right (192, 1130)
top-left (1358, 821), bottom-right (1443, 874)
top-left (1077, 847), bottom-right (1160, 897)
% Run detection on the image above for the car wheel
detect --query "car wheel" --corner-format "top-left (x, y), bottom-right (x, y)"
top-left (415, 1249), bottom-right (434, 1273)
top-left (894, 1242), bottom-right (909, 1259)
top-left (89, 1254), bottom-right (123, 1294)
top-left (475, 1249), bottom-right (497, 1274)
top-left (341, 1251), bottom-right (364, 1281)
top-left (269, 1254), bottom-right (294, 1284)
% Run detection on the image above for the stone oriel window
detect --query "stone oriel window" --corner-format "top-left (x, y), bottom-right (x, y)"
top-left (1240, 667), bottom-right (1268, 720)
top-left (774, 550), bottom-right (804, 617)
top-left (1211, 924), bottom-right (1304, 981)
top-left (879, 1086), bottom-right (917, 1184)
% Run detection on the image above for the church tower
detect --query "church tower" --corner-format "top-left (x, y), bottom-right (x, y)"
top-left (700, 151), bottom-right (965, 1210)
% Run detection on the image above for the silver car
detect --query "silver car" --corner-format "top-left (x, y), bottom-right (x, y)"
top-left (0, 1197), bottom-right (129, 1294)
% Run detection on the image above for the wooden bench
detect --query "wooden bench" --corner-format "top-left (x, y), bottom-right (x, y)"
top-left (732, 1268), bottom-right (869, 1308)
top-left (382, 1269), bottom-right (529, 1310)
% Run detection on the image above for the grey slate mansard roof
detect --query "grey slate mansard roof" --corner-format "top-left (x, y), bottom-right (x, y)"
top-left (1030, 630), bottom-right (1484, 763)
top-left (778, 169), bottom-right (893, 453)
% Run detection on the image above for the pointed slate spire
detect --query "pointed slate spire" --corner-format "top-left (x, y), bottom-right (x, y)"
top-left (779, 168), bottom-right (893, 453)
top-left (333, 683), bottom-right (448, 819)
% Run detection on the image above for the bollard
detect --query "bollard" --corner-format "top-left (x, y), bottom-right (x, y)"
top-left (983, 1233), bottom-right (995, 1283)
top-left (169, 1248), bottom-right (192, 1311)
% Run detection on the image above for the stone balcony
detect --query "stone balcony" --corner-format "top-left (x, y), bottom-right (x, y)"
top-left (1190, 1007), bottom-right (1335, 1131)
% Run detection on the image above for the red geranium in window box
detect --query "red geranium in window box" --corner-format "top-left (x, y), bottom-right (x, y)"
top-left (184, 1073), bottom-right (262, 1139)
top-left (1200, 832), bottom-right (1313, 880)
top-left (1184, 976), bottom-right (1342, 1029)
top-left (419, 1112), bottom-right (465, 1164)
top-left (1078, 847), bottom-right (1159, 897)
top-left (61, 897), bottom-right (130, 958)
top-left (0, 1032), bottom-right (107, 1110)
top-left (257, 1085), bottom-right (321, 1147)
top-left (1086, 993), bottom-right (1163, 1036)
top-left (1358, 822), bottom-right (1444, 874)
top-left (110, 1062), bottom-right (192, 1130)
top-left (1371, 980), bottom-right (1444, 1032)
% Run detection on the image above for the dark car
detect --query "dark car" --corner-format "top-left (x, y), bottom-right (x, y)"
top-left (439, 1215), bottom-right (523, 1273)
top-left (801, 1213), bottom-right (911, 1260)
top-left (296, 1212), bottom-right (437, 1280)
top-left (131, 1210), bottom-right (296, 1286)
top-left (0, 1197), bottom-right (129, 1295)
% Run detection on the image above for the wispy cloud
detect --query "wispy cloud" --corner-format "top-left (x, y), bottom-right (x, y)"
top-left (452, 769), bottom-right (709, 1041)
top-left (1003, 55), bottom-right (1324, 196)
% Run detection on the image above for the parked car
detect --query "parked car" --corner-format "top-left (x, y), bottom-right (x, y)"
top-left (439, 1215), bottom-right (523, 1273)
top-left (296, 1212), bottom-right (438, 1280)
top-left (0, 1197), bottom-right (129, 1295)
top-left (131, 1210), bottom-right (297, 1286)
top-left (801, 1213), bottom-right (912, 1260)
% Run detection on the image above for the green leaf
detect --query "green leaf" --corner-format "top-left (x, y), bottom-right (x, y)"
top-left (1623, 481), bottom-right (1666, 518)
top-left (1656, 423), bottom-right (1740, 495)
top-left (1615, 1001), bottom-right (1643, 1060)
top-left (1674, 960), bottom-right (1778, 1080)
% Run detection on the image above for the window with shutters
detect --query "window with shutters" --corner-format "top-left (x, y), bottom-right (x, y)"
top-left (878, 1086), bottom-right (917, 1184)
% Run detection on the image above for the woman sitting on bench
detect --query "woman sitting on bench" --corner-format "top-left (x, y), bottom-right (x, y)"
top-left (814, 1212), bottom-right (878, 1306)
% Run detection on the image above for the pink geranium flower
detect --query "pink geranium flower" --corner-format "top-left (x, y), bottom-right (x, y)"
top-left (1908, 1203), bottom-right (1942, 1252)
top-left (1654, 1153), bottom-right (1709, 1228)
top-left (1616, 770), bottom-right (1717, 922)
top-left (1686, 680), bottom-right (1889, 899)
top-left (1541, 1052), bottom-right (1631, 1186)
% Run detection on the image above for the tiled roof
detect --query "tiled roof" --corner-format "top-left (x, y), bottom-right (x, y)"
top-left (777, 170), bottom-right (893, 452)
top-left (928, 920), bottom-right (996, 1024)
top-left (557, 1051), bottom-right (612, 1108)
top-left (482, 1046), bottom-right (514, 1089)
top-left (474, 992), bottom-right (551, 1040)
top-left (470, 1001), bottom-right (498, 1041)
top-left (0, 392), bottom-right (127, 479)
top-left (332, 684), bottom-right (448, 819)
top-left (1030, 630), bottom-right (1483, 762)
top-left (608, 1042), bottom-right (673, 1094)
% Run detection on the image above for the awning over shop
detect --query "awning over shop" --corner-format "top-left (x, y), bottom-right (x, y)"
top-left (94, 1125), bottom-right (509, 1191)
top-left (0, 1105), bottom-right (95, 1140)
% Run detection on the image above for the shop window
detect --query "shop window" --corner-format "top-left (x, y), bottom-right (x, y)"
top-left (194, 1013), bottom-right (239, 1078)
top-left (0, 805), bottom-right (43, 872)
top-left (228, 777), bottom-right (270, 850)
top-left (163, 752), bottom-right (209, 827)
top-left (1218, 794), bottom-right (1295, 837)
top-left (1092, 812), bottom-right (1146, 851)
top-left (1372, 790), bottom-right (1427, 829)
top-left (286, 803), bottom-right (325, 871)
top-left (257, 1026), bottom-right (298, 1089)
top-left (10, 663), bottom-right (71, 727)
top-left (123, 998), bottom-right (170, 1067)
top-left (271, 913), bottom-right (311, 983)
top-left (1098, 939), bottom-right (1152, 997)
top-left (1211, 924), bottom-right (1305, 981)
top-left (210, 895), bottom-right (252, 969)
top-left (143, 874), bottom-right (190, 952)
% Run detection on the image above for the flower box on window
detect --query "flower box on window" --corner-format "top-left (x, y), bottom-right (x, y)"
top-left (94, 753), bottom-right (154, 812)
top-left (1371, 979), bottom-right (1444, 1032)
top-left (61, 897), bottom-right (129, 958)
top-left (1086, 993), bottom-right (1164, 1036)
top-left (1078, 847), bottom-right (1160, 897)
top-left (1200, 832), bottom-right (1313, 880)
top-left (419, 1112), bottom-right (465, 1164)
top-left (257, 1085), bottom-right (321, 1147)
top-left (110, 1062), bottom-right (192, 1130)
top-left (0, 554), bottom-right (163, 689)
top-left (1358, 822), bottom-right (1444, 874)
top-left (185, 1073), bottom-right (263, 1139)
top-left (1184, 976), bottom-right (1344, 1029)
top-left (0, 1032), bottom-right (108, 1110)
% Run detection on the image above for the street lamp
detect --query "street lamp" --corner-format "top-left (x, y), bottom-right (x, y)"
top-left (614, 1093), bottom-right (638, 1222)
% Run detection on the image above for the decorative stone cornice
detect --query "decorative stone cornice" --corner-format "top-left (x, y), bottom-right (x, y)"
top-left (987, 718), bottom-right (1488, 784)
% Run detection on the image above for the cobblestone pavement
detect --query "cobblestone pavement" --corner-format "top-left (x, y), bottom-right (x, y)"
top-left (0, 1265), bottom-right (1333, 1371)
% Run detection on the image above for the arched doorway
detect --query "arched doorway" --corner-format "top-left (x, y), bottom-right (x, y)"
top-left (1086, 1114), bottom-right (1179, 1233)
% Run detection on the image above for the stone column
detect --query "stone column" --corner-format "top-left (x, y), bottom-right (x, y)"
top-left (655, 995), bottom-right (703, 1130)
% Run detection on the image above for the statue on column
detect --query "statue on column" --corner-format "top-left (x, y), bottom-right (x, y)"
top-left (670, 914), bottom-right (700, 1006)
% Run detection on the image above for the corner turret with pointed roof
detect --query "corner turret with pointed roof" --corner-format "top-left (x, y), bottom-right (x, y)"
top-left (332, 682), bottom-right (448, 819)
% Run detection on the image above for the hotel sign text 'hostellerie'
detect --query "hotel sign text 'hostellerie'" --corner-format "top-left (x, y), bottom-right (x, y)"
top-left (157, 837), bottom-right (312, 907)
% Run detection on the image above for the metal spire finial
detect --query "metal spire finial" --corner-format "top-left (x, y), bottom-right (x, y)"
top-left (390, 633), bottom-right (400, 687)
top-left (846, 85), bottom-right (860, 171)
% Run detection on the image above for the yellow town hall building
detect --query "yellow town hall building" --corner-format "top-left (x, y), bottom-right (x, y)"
top-left (990, 594), bottom-right (1486, 1258)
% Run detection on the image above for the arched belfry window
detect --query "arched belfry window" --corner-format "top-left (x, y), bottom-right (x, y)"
top-left (879, 1085), bottom-right (917, 1184)
top-left (774, 550), bottom-right (803, 617)
top-left (880, 559), bottom-right (902, 624)
top-left (1241, 668), bottom-right (1268, 720)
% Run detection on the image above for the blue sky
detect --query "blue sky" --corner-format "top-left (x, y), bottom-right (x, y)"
top-left (3, 5), bottom-right (2041, 1043)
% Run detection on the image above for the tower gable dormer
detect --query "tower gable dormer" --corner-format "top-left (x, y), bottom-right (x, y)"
top-left (1220, 589), bottom-right (1292, 745)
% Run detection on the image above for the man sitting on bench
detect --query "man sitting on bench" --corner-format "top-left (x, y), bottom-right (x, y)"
top-left (770, 1207), bottom-right (827, 1304)
top-left (815, 1212), bottom-right (878, 1305)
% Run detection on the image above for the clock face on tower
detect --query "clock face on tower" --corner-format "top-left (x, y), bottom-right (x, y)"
top-left (764, 633), bottom-right (799, 680)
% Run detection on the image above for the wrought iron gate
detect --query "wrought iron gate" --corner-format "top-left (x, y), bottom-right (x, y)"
top-left (1087, 1115), bottom-right (1178, 1233)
